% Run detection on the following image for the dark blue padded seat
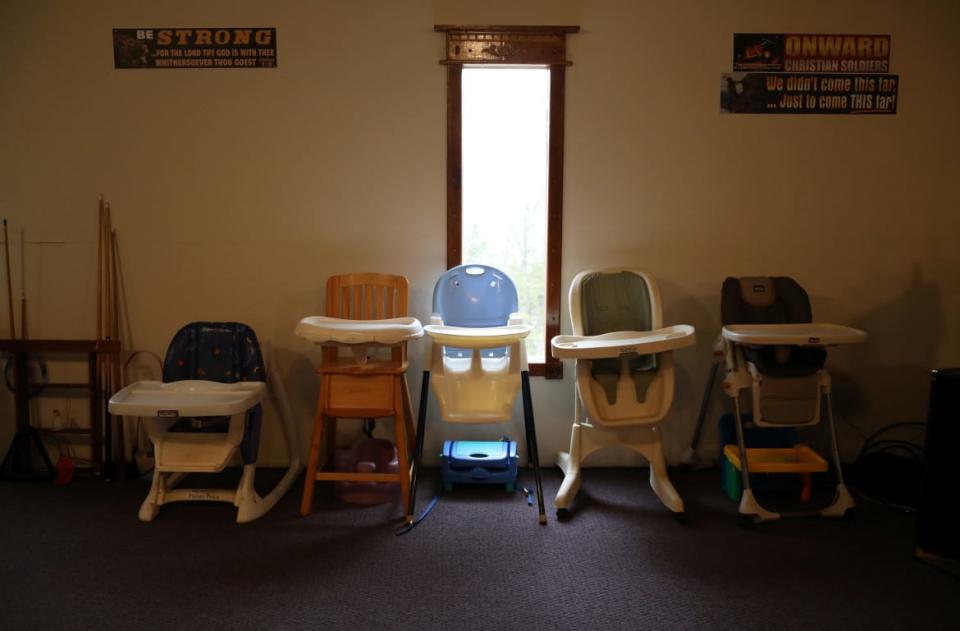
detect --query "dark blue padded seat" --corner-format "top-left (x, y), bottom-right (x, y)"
top-left (162, 322), bottom-right (264, 464)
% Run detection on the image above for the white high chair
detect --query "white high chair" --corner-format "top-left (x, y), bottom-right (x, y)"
top-left (409, 264), bottom-right (547, 524)
top-left (108, 322), bottom-right (301, 523)
top-left (295, 273), bottom-right (423, 520)
top-left (717, 276), bottom-right (867, 524)
top-left (551, 270), bottom-right (696, 519)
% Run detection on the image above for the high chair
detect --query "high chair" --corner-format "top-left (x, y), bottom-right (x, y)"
top-left (108, 322), bottom-right (301, 523)
top-left (717, 276), bottom-right (867, 524)
top-left (551, 270), bottom-right (696, 519)
top-left (409, 264), bottom-right (547, 524)
top-left (296, 273), bottom-right (423, 520)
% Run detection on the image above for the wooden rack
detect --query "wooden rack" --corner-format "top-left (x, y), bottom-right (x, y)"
top-left (0, 339), bottom-right (120, 480)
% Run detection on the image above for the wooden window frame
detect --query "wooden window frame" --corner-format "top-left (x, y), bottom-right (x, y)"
top-left (435, 24), bottom-right (579, 379)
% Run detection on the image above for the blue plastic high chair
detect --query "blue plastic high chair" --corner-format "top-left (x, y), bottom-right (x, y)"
top-left (408, 265), bottom-right (547, 525)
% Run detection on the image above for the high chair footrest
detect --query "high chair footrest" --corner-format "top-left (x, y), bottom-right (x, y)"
top-left (156, 437), bottom-right (239, 471)
top-left (314, 472), bottom-right (401, 482)
top-left (723, 444), bottom-right (829, 473)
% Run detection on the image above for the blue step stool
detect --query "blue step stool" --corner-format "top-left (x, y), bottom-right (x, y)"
top-left (441, 439), bottom-right (519, 492)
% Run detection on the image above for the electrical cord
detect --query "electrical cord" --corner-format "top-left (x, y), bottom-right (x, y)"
top-left (847, 420), bottom-right (926, 512)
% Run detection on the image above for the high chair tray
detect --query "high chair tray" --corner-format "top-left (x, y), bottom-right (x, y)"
top-left (295, 316), bottom-right (423, 345)
top-left (551, 325), bottom-right (695, 359)
top-left (423, 324), bottom-right (531, 348)
top-left (723, 444), bottom-right (828, 473)
top-left (722, 323), bottom-right (867, 347)
top-left (109, 380), bottom-right (265, 417)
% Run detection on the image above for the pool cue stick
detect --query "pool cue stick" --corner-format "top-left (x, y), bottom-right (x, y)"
top-left (3, 219), bottom-right (16, 339)
top-left (101, 202), bottom-right (113, 476)
top-left (95, 198), bottom-right (104, 472)
top-left (19, 228), bottom-right (26, 338)
top-left (110, 227), bottom-right (127, 479)
top-left (104, 203), bottom-right (112, 345)
top-left (96, 196), bottom-right (103, 341)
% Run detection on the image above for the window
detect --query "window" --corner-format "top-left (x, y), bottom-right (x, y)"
top-left (462, 66), bottom-right (550, 362)
top-left (435, 25), bottom-right (579, 378)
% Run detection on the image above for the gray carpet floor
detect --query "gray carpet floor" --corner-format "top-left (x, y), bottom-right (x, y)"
top-left (1, 468), bottom-right (957, 630)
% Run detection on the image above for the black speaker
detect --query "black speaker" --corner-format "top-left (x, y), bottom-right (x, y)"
top-left (917, 367), bottom-right (960, 567)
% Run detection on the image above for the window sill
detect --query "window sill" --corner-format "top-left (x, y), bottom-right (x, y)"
top-left (528, 360), bottom-right (563, 379)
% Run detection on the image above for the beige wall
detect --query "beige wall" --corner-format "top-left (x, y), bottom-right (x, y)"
top-left (1, 0), bottom-right (957, 468)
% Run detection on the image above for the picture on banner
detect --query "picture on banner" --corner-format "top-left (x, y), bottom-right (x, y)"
top-left (721, 72), bottom-right (898, 114)
top-left (733, 33), bottom-right (890, 73)
top-left (113, 28), bottom-right (277, 69)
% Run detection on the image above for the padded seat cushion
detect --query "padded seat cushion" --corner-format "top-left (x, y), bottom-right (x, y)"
top-left (722, 276), bottom-right (824, 378)
top-left (580, 271), bottom-right (658, 404)
top-left (744, 346), bottom-right (826, 378)
top-left (162, 322), bottom-right (265, 463)
top-left (721, 277), bottom-right (812, 326)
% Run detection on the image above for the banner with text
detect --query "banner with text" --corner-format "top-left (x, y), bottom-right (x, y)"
top-left (720, 73), bottom-right (898, 114)
top-left (733, 33), bottom-right (890, 73)
top-left (113, 28), bottom-right (277, 69)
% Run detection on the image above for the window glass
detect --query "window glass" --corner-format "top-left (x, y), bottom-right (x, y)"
top-left (461, 66), bottom-right (551, 362)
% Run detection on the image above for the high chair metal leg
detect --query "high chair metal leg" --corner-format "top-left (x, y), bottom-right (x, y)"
top-left (521, 370), bottom-right (547, 525)
top-left (393, 378), bottom-right (413, 521)
top-left (821, 391), bottom-right (856, 518)
top-left (681, 361), bottom-right (718, 468)
top-left (408, 370), bottom-right (430, 523)
top-left (402, 377), bottom-right (416, 455)
top-left (733, 398), bottom-right (779, 523)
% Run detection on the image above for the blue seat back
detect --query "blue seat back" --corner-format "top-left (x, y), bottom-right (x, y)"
top-left (433, 264), bottom-right (518, 327)
top-left (163, 322), bottom-right (265, 384)
top-left (162, 322), bottom-right (264, 463)
top-left (433, 265), bottom-right (518, 358)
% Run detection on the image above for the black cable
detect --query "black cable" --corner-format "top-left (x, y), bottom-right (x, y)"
top-left (857, 421), bottom-right (925, 455)
top-left (859, 440), bottom-right (924, 461)
top-left (848, 422), bottom-right (927, 513)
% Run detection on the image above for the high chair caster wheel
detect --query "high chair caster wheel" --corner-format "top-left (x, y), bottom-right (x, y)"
top-left (556, 508), bottom-right (571, 521)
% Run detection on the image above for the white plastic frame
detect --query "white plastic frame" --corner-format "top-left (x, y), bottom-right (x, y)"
top-left (424, 318), bottom-right (532, 423)
top-left (108, 343), bottom-right (301, 524)
top-left (552, 269), bottom-right (696, 515)
top-left (719, 321), bottom-right (867, 522)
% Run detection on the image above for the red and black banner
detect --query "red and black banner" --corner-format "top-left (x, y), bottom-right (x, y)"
top-left (113, 28), bottom-right (277, 69)
top-left (733, 33), bottom-right (890, 73)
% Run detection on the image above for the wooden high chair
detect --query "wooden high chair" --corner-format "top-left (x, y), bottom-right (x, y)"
top-left (299, 273), bottom-right (418, 519)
